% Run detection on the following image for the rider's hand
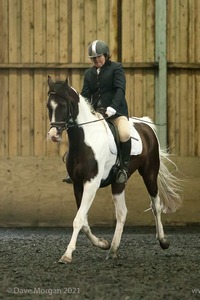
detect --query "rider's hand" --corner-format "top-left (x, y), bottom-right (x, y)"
top-left (105, 107), bottom-right (116, 117)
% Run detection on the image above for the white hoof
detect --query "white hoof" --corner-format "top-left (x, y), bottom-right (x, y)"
top-left (58, 254), bottom-right (72, 264)
top-left (106, 249), bottom-right (118, 260)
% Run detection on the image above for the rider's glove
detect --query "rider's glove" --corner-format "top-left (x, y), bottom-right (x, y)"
top-left (105, 106), bottom-right (116, 117)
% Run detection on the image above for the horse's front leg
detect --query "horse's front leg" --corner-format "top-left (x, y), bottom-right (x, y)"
top-left (81, 221), bottom-right (110, 250)
top-left (59, 181), bottom-right (104, 263)
top-left (107, 190), bottom-right (127, 259)
top-left (73, 182), bottom-right (110, 251)
top-left (151, 194), bottom-right (170, 249)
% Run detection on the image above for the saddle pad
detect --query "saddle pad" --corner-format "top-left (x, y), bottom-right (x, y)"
top-left (130, 123), bottom-right (142, 155)
top-left (107, 121), bottom-right (143, 156)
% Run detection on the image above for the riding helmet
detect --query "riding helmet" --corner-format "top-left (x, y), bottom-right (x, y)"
top-left (88, 40), bottom-right (110, 58)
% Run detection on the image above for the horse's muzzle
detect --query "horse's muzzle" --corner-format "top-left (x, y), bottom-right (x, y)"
top-left (47, 127), bottom-right (62, 142)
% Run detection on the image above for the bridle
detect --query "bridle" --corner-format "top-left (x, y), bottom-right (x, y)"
top-left (49, 121), bottom-right (68, 134)
top-left (48, 91), bottom-right (76, 134)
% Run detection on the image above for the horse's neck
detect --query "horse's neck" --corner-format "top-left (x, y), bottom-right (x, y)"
top-left (77, 96), bottom-right (98, 124)
top-left (67, 96), bottom-right (102, 148)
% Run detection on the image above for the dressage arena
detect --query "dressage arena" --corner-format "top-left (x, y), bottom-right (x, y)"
top-left (0, 226), bottom-right (200, 300)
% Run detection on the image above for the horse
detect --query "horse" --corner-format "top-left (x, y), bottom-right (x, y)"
top-left (46, 76), bottom-right (182, 263)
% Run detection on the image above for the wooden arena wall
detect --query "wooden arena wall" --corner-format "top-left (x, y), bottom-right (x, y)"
top-left (0, 0), bottom-right (199, 226)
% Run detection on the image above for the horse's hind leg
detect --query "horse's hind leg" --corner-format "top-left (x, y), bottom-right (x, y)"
top-left (107, 190), bottom-right (127, 259)
top-left (150, 194), bottom-right (170, 249)
top-left (142, 173), bottom-right (170, 249)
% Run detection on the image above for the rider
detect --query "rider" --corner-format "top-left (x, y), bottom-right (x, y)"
top-left (81, 40), bottom-right (131, 184)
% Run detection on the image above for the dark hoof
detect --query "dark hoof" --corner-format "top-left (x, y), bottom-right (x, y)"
top-left (63, 176), bottom-right (73, 184)
top-left (159, 239), bottom-right (170, 250)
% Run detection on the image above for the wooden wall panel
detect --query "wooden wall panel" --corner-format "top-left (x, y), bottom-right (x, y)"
top-left (59, 0), bottom-right (70, 63)
top-left (168, 0), bottom-right (200, 63)
top-left (168, 70), bottom-right (200, 156)
top-left (8, 0), bottom-right (20, 63)
top-left (0, 0), bottom-right (8, 62)
top-left (33, 71), bottom-right (46, 156)
top-left (125, 69), bottom-right (155, 119)
top-left (8, 71), bottom-right (19, 156)
top-left (145, 0), bottom-right (155, 61)
top-left (0, 0), bottom-right (199, 158)
top-left (196, 73), bottom-right (200, 155)
top-left (21, 0), bottom-right (33, 63)
top-left (167, 0), bottom-right (200, 156)
top-left (121, 0), bottom-right (155, 119)
top-left (33, 0), bottom-right (45, 63)
top-left (0, 0), bottom-right (156, 158)
top-left (0, 71), bottom-right (9, 157)
top-left (122, 0), bottom-right (155, 63)
top-left (21, 71), bottom-right (33, 156)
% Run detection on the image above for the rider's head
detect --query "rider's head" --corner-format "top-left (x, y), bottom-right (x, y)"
top-left (88, 40), bottom-right (110, 60)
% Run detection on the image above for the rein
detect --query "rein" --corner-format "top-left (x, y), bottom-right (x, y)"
top-left (50, 116), bottom-right (110, 131)
top-left (129, 116), bottom-right (166, 126)
top-left (50, 114), bottom-right (166, 131)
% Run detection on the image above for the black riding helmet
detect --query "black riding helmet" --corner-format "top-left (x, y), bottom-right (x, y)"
top-left (88, 40), bottom-right (110, 58)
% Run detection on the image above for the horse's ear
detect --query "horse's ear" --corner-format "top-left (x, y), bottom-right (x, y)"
top-left (48, 75), bottom-right (54, 91)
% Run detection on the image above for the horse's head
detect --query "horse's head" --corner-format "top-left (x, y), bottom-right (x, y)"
top-left (47, 76), bottom-right (79, 142)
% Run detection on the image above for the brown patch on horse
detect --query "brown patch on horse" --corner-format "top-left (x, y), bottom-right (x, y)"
top-left (67, 126), bottom-right (98, 184)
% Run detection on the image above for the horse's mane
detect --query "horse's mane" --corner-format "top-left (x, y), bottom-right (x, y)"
top-left (79, 94), bottom-right (97, 116)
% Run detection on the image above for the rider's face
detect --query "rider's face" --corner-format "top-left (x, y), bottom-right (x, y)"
top-left (91, 55), bottom-right (106, 68)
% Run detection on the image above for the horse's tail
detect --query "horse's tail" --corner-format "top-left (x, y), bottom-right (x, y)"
top-left (158, 149), bottom-right (182, 213)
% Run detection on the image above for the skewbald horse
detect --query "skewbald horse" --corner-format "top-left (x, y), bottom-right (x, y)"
top-left (47, 76), bottom-right (182, 263)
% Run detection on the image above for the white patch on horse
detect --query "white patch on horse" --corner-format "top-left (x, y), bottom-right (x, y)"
top-left (47, 100), bottom-right (61, 142)
top-left (77, 97), bottom-right (117, 181)
top-left (50, 100), bottom-right (57, 123)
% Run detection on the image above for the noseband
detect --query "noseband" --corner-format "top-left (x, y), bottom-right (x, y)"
top-left (49, 121), bottom-right (68, 134)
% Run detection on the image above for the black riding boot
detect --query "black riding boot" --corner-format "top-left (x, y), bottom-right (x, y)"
top-left (116, 139), bottom-right (131, 184)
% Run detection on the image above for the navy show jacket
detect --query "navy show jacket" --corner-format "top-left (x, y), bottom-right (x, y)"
top-left (81, 60), bottom-right (129, 117)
